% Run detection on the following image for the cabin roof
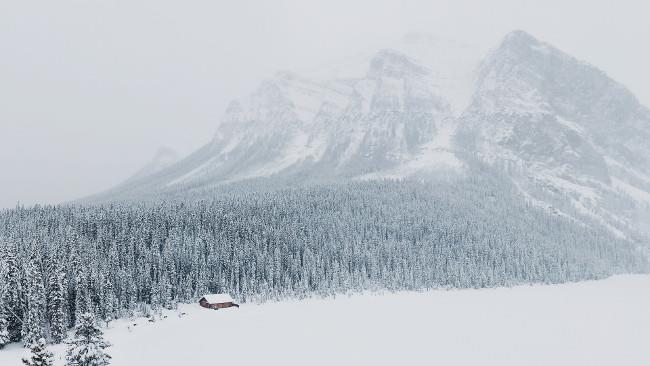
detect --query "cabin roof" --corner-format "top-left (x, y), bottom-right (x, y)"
top-left (201, 293), bottom-right (234, 304)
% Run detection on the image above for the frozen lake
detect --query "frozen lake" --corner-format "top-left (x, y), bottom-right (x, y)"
top-left (3, 275), bottom-right (649, 366)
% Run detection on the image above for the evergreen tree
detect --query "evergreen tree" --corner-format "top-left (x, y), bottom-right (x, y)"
top-left (0, 307), bottom-right (10, 348)
top-left (48, 268), bottom-right (67, 343)
top-left (74, 271), bottom-right (90, 324)
top-left (0, 178), bottom-right (647, 344)
top-left (23, 256), bottom-right (46, 347)
top-left (22, 337), bottom-right (54, 366)
top-left (2, 244), bottom-right (24, 342)
top-left (101, 278), bottom-right (117, 323)
top-left (65, 313), bottom-right (111, 366)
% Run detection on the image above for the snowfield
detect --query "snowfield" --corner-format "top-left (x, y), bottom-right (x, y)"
top-left (2, 275), bottom-right (649, 366)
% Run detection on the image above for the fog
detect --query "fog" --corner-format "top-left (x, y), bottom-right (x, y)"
top-left (1, 0), bottom-right (649, 208)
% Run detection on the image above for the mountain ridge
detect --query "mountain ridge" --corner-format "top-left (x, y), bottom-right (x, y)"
top-left (90, 30), bottom-right (650, 240)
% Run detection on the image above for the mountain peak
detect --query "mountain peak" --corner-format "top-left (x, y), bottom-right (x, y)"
top-left (367, 49), bottom-right (427, 79)
top-left (493, 30), bottom-right (556, 59)
top-left (502, 30), bottom-right (539, 44)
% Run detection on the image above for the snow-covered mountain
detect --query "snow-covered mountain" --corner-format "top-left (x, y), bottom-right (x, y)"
top-left (105, 34), bottom-right (480, 193)
top-left (458, 30), bottom-right (650, 238)
top-left (122, 146), bottom-right (181, 184)
top-left (98, 30), bottom-right (650, 239)
top-left (177, 48), bottom-right (466, 183)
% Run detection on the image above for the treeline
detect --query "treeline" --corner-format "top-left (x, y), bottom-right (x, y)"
top-left (1, 177), bottom-right (648, 346)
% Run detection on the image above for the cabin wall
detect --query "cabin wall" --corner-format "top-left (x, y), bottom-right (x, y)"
top-left (199, 300), bottom-right (235, 309)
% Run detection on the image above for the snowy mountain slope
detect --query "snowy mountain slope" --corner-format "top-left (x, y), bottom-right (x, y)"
top-left (457, 30), bottom-right (650, 237)
top-left (97, 34), bottom-right (482, 196)
top-left (95, 31), bottom-right (650, 238)
top-left (104, 41), bottom-right (471, 197)
top-left (123, 146), bottom-right (181, 184)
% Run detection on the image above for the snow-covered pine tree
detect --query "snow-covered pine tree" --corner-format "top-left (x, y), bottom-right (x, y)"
top-left (2, 243), bottom-right (24, 342)
top-left (48, 268), bottom-right (67, 343)
top-left (65, 312), bottom-right (111, 366)
top-left (101, 277), bottom-right (117, 324)
top-left (0, 307), bottom-right (10, 348)
top-left (161, 274), bottom-right (173, 310)
top-left (74, 271), bottom-right (90, 325)
top-left (22, 337), bottom-right (54, 366)
top-left (23, 255), bottom-right (46, 347)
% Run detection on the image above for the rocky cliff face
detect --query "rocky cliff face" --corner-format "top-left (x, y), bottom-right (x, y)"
top-left (458, 30), bottom-right (650, 238)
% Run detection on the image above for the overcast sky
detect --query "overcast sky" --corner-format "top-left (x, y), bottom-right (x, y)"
top-left (1, 0), bottom-right (649, 208)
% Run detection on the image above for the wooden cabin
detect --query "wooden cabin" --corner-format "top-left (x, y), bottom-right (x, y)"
top-left (199, 294), bottom-right (239, 309)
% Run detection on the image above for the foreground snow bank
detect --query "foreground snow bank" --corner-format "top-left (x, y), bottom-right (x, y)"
top-left (2, 275), bottom-right (649, 366)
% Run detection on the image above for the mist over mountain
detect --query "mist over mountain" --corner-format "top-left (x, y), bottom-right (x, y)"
top-left (91, 30), bottom-right (650, 241)
top-left (123, 146), bottom-right (181, 184)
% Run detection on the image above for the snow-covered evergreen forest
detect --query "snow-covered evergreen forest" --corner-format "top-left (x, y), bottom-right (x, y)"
top-left (1, 172), bottom-right (648, 346)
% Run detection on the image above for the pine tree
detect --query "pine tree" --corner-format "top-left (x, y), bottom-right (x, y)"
top-left (48, 268), bottom-right (67, 343)
top-left (74, 271), bottom-right (90, 324)
top-left (0, 307), bottom-right (10, 348)
top-left (2, 244), bottom-right (24, 342)
top-left (65, 313), bottom-right (111, 366)
top-left (22, 337), bottom-right (54, 366)
top-left (23, 256), bottom-right (46, 347)
top-left (101, 278), bottom-right (117, 323)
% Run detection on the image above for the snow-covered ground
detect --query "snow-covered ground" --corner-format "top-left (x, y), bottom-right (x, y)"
top-left (3, 275), bottom-right (649, 366)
